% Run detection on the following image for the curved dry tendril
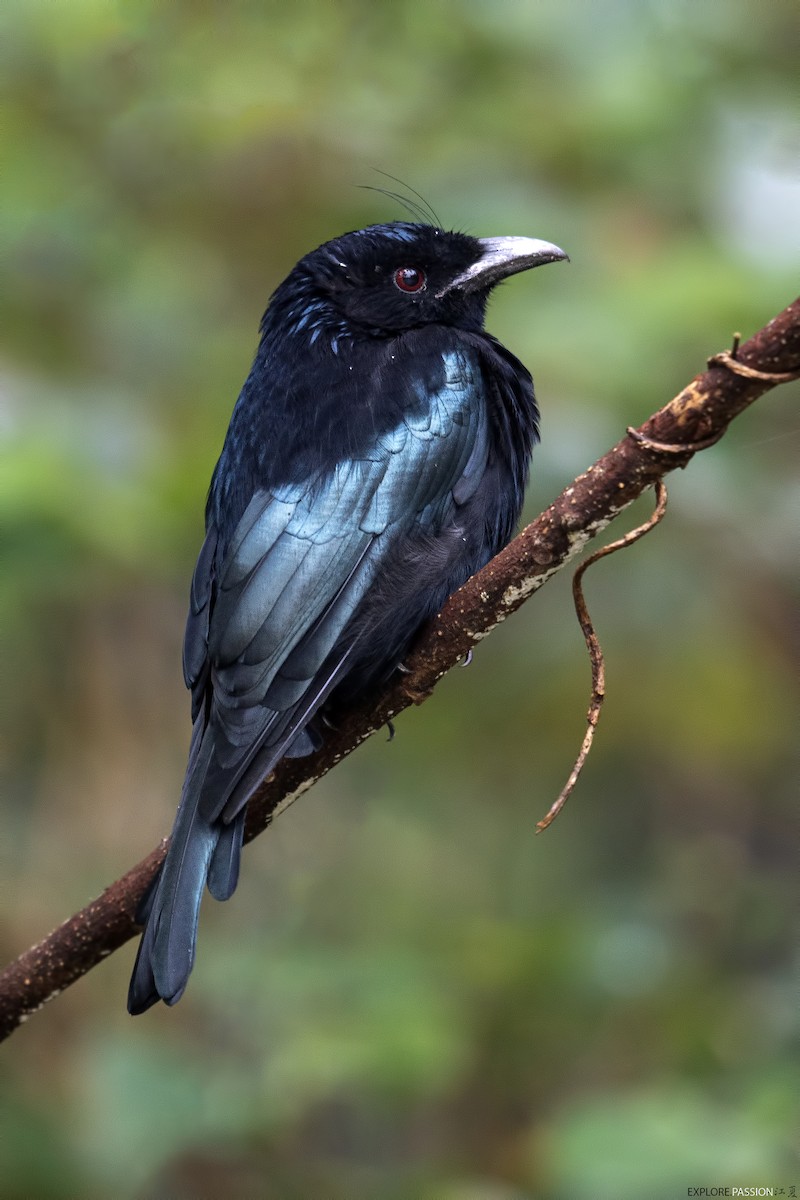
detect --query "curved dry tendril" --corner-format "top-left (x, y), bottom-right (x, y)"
top-left (708, 348), bottom-right (800, 384)
top-left (536, 480), bottom-right (669, 833)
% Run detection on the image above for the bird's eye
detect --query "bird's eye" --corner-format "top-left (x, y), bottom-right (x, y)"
top-left (393, 267), bottom-right (426, 293)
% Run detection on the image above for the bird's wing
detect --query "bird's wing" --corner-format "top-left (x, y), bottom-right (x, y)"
top-left (190, 346), bottom-right (490, 826)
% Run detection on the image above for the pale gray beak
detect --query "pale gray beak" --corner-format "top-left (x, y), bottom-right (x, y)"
top-left (438, 236), bottom-right (569, 297)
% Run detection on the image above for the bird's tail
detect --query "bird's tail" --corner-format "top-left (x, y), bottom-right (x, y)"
top-left (127, 729), bottom-right (245, 1015)
top-left (127, 645), bottom-right (358, 1015)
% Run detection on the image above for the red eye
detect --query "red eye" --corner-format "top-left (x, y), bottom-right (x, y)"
top-left (393, 266), bottom-right (426, 293)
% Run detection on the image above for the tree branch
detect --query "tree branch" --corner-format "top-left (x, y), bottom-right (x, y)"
top-left (2, 298), bottom-right (797, 1042)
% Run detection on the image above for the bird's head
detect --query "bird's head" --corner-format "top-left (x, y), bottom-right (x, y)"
top-left (268, 222), bottom-right (567, 347)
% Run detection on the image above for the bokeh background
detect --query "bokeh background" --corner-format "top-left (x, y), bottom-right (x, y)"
top-left (2, 2), bottom-right (798, 1197)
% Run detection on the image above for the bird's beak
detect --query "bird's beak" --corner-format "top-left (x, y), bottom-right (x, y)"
top-left (438, 236), bottom-right (569, 297)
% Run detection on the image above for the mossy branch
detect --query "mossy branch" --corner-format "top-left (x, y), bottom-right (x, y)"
top-left (1, 297), bottom-right (797, 1042)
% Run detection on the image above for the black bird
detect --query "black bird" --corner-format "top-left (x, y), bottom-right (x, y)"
top-left (128, 221), bottom-right (567, 1014)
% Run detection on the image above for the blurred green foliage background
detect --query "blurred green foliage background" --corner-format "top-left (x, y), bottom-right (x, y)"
top-left (2, 1), bottom-right (797, 1197)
